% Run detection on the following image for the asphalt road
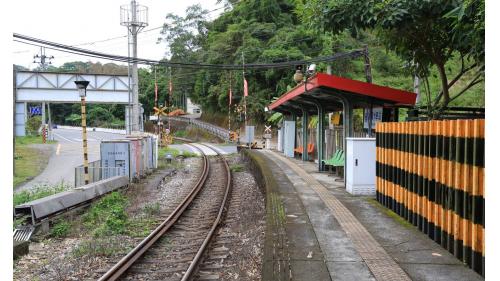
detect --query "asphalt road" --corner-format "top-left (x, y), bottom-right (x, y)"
top-left (15, 128), bottom-right (124, 193)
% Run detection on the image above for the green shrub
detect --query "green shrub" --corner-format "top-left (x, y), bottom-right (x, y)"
top-left (230, 164), bottom-right (245, 172)
top-left (83, 192), bottom-right (129, 237)
top-left (50, 220), bottom-right (71, 238)
top-left (26, 116), bottom-right (42, 136)
top-left (173, 130), bottom-right (187, 138)
top-left (13, 183), bottom-right (69, 206)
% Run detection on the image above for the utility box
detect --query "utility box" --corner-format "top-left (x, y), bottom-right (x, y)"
top-left (100, 140), bottom-right (131, 181)
top-left (277, 129), bottom-right (283, 152)
top-left (283, 121), bottom-right (295, 158)
top-left (125, 137), bottom-right (143, 179)
top-left (245, 126), bottom-right (255, 144)
top-left (345, 138), bottom-right (376, 196)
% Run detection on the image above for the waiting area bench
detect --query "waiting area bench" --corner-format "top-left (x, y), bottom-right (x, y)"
top-left (294, 143), bottom-right (315, 158)
top-left (323, 149), bottom-right (345, 177)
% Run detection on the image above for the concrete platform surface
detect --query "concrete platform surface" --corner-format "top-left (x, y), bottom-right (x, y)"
top-left (253, 149), bottom-right (483, 281)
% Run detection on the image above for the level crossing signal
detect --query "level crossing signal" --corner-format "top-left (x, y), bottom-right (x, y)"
top-left (153, 106), bottom-right (168, 117)
top-left (229, 131), bottom-right (238, 141)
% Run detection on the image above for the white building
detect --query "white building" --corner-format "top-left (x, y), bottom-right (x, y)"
top-left (186, 98), bottom-right (201, 114)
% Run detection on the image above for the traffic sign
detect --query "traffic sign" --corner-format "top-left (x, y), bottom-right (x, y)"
top-left (29, 106), bottom-right (41, 116)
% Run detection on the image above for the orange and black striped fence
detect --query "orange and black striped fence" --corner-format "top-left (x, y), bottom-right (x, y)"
top-left (375, 119), bottom-right (484, 276)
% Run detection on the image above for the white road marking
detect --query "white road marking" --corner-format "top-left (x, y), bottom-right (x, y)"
top-left (73, 138), bottom-right (98, 142)
top-left (181, 144), bottom-right (202, 156)
top-left (201, 143), bottom-right (226, 155)
top-left (56, 144), bottom-right (61, 155)
top-left (52, 131), bottom-right (77, 143)
top-left (189, 143), bottom-right (218, 156)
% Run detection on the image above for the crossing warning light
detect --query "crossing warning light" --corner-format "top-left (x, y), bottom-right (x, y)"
top-left (229, 131), bottom-right (238, 141)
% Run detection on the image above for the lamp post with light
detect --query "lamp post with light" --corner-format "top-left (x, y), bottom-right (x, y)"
top-left (75, 80), bottom-right (90, 185)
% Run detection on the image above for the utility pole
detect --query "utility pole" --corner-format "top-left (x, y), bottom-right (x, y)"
top-left (242, 52), bottom-right (247, 128)
top-left (34, 47), bottom-right (54, 132)
top-left (75, 81), bottom-right (90, 185)
top-left (121, 0), bottom-right (148, 133)
top-left (33, 47), bottom-right (54, 70)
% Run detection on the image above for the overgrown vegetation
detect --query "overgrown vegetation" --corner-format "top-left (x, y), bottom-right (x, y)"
top-left (14, 136), bottom-right (57, 187)
top-left (19, 1), bottom-right (484, 125)
top-left (142, 202), bottom-right (161, 217)
top-left (229, 164), bottom-right (245, 172)
top-left (25, 116), bottom-right (42, 136)
top-left (185, 126), bottom-right (223, 143)
top-left (13, 182), bottom-right (70, 206)
top-left (72, 238), bottom-right (128, 258)
top-left (82, 192), bottom-right (129, 237)
top-left (50, 220), bottom-right (71, 238)
top-left (297, 0), bottom-right (484, 117)
top-left (158, 146), bottom-right (198, 159)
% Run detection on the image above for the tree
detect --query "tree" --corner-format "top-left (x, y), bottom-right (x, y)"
top-left (297, 0), bottom-right (485, 117)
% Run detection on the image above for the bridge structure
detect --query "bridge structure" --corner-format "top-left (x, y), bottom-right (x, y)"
top-left (14, 70), bottom-right (132, 136)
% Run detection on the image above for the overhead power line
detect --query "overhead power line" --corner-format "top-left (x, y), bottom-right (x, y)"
top-left (14, 33), bottom-right (366, 70)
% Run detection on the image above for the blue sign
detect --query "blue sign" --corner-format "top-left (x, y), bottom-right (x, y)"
top-left (363, 107), bottom-right (383, 129)
top-left (29, 106), bottom-right (41, 116)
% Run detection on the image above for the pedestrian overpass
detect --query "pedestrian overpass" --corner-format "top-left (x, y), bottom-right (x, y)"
top-left (14, 70), bottom-right (130, 136)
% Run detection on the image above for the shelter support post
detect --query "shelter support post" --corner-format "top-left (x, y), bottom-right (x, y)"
top-left (340, 96), bottom-right (353, 177)
top-left (340, 97), bottom-right (353, 144)
top-left (301, 109), bottom-right (309, 161)
top-left (291, 112), bottom-right (297, 149)
top-left (317, 103), bottom-right (325, 171)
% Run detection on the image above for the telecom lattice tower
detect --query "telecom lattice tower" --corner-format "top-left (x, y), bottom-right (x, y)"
top-left (121, 0), bottom-right (148, 133)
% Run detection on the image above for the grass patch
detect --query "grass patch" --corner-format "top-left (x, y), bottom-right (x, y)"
top-left (126, 217), bottom-right (158, 237)
top-left (173, 130), bottom-right (187, 138)
top-left (82, 192), bottom-right (129, 237)
top-left (13, 182), bottom-right (70, 206)
top-left (159, 147), bottom-right (198, 158)
top-left (142, 202), bottom-right (161, 217)
top-left (50, 219), bottom-right (71, 238)
top-left (229, 163), bottom-right (245, 172)
top-left (72, 238), bottom-right (128, 258)
top-left (14, 136), bottom-right (56, 187)
top-left (15, 135), bottom-right (56, 145)
top-left (366, 198), bottom-right (414, 229)
top-left (185, 126), bottom-right (222, 143)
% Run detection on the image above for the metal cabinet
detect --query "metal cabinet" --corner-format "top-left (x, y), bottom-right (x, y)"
top-left (345, 138), bottom-right (376, 196)
top-left (283, 121), bottom-right (295, 158)
top-left (100, 140), bottom-right (131, 180)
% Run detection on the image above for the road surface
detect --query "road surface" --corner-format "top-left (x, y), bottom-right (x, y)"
top-left (15, 128), bottom-right (124, 193)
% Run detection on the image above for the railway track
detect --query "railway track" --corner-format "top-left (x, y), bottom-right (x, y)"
top-left (99, 143), bottom-right (232, 281)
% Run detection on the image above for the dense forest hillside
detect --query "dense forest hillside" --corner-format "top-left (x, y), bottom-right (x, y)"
top-left (19, 0), bottom-right (484, 128)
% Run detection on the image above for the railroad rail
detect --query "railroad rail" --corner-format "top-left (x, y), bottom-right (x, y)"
top-left (99, 143), bottom-right (232, 281)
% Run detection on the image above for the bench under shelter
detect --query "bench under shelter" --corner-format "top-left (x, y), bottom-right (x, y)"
top-left (267, 72), bottom-right (417, 173)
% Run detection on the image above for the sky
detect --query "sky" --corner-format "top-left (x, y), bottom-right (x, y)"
top-left (12, 0), bottom-right (223, 69)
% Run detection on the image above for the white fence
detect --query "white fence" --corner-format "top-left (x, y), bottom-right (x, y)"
top-left (168, 117), bottom-right (230, 141)
top-left (74, 160), bottom-right (124, 187)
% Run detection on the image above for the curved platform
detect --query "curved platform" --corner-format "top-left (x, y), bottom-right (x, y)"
top-left (243, 149), bottom-right (483, 281)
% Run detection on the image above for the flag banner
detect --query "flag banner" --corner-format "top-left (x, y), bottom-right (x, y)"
top-left (229, 88), bottom-right (232, 105)
top-left (244, 78), bottom-right (248, 97)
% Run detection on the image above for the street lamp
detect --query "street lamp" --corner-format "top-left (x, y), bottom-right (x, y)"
top-left (75, 80), bottom-right (90, 185)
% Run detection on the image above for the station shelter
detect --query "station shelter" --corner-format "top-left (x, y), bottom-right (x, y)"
top-left (268, 72), bottom-right (417, 174)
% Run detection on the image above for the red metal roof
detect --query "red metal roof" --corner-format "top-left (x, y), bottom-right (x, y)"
top-left (268, 73), bottom-right (417, 110)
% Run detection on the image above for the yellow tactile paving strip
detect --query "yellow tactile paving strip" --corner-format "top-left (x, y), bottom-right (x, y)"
top-left (270, 151), bottom-right (411, 281)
